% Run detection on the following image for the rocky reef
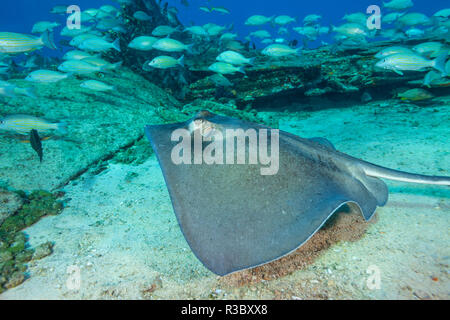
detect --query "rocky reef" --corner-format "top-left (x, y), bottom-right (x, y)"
top-left (0, 189), bottom-right (62, 292)
top-left (186, 37), bottom-right (450, 109)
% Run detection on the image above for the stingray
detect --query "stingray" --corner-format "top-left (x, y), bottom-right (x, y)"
top-left (145, 111), bottom-right (450, 276)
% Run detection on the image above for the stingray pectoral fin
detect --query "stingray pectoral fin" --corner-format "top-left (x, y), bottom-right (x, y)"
top-left (309, 137), bottom-right (336, 150)
top-left (145, 113), bottom-right (387, 276)
top-left (349, 163), bottom-right (389, 207)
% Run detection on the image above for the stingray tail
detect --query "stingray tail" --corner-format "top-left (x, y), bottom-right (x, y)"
top-left (361, 162), bottom-right (450, 186)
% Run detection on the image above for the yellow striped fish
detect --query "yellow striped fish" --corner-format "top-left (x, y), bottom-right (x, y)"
top-left (375, 52), bottom-right (448, 76)
top-left (0, 30), bottom-right (56, 54)
top-left (81, 57), bottom-right (122, 71)
top-left (25, 70), bottom-right (70, 83)
top-left (57, 59), bottom-right (103, 75)
top-left (0, 115), bottom-right (66, 135)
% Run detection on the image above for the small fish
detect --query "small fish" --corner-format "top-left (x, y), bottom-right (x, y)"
top-left (128, 36), bottom-right (158, 51)
top-left (342, 13), bottom-right (367, 25)
top-left (223, 40), bottom-right (245, 52)
top-left (397, 88), bottom-right (434, 101)
top-left (83, 8), bottom-right (99, 17)
top-left (152, 38), bottom-right (192, 53)
top-left (100, 5), bottom-right (119, 14)
top-left (413, 42), bottom-right (449, 58)
top-left (30, 129), bottom-right (43, 162)
top-left (245, 15), bottom-right (273, 26)
top-left (433, 8), bottom-right (450, 19)
top-left (63, 50), bottom-right (94, 61)
top-left (262, 44), bottom-right (300, 57)
top-left (81, 57), bottom-right (122, 71)
top-left (209, 73), bottom-right (233, 87)
top-left (405, 28), bottom-right (425, 38)
top-left (375, 52), bottom-right (448, 75)
top-left (115, 0), bottom-right (133, 5)
top-left (0, 82), bottom-right (15, 98)
top-left (383, 0), bottom-right (414, 11)
top-left (211, 7), bottom-right (231, 15)
top-left (0, 115), bottom-right (67, 135)
top-left (382, 12), bottom-right (405, 24)
top-left (78, 38), bottom-right (121, 53)
top-left (261, 39), bottom-right (273, 44)
top-left (397, 13), bottom-right (431, 27)
top-left (423, 70), bottom-right (443, 87)
top-left (0, 80), bottom-right (36, 99)
top-left (332, 23), bottom-right (367, 37)
top-left (199, 7), bottom-right (211, 13)
top-left (96, 10), bottom-right (115, 20)
top-left (96, 18), bottom-right (124, 31)
top-left (32, 21), bottom-right (60, 34)
top-left (361, 91), bottom-right (373, 103)
top-left (220, 33), bottom-right (238, 42)
top-left (208, 62), bottom-right (245, 75)
top-left (205, 24), bottom-right (228, 37)
top-left (375, 46), bottom-right (414, 59)
top-left (216, 51), bottom-right (255, 66)
top-left (152, 25), bottom-right (180, 37)
top-left (249, 30), bottom-right (271, 39)
top-left (17, 55), bottom-right (38, 70)
top-left (184, 26), bottom-right (209, 37)
top-left (58, 60), bottom-right (108, 75)
top-left (274, 15), bottom-right (296, 26)
top-left (0, 30), bottom-right (56, 54)
top-left (26, 70), bottom-right (70, 83)
top-left (293, 26), bottom-right (320, 40)
top-left (133, 11), bottom-right (151, 21)
top-left (145, 55), bottom-right (184, 69)
top-left (70, 34), bottom-right (101, 47)
top-left (13, 87), bottom-right (37, 99)
top-left (60, 25), bottom-right (93, 38)
top-left (303, 14), bottom-right (322, 25)
top-left (50, 5), bottom-right (68, 14)
top-left (80, 80), bottom-right (114, 91)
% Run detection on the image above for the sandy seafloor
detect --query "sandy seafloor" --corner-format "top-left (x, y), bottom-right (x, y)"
top-left (1, 95), bottom-right (449, 300)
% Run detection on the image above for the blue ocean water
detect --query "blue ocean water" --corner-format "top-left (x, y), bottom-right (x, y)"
top-left (0, 0), bottom-right (446, 57)
top-left (1, 0), bottom-right (447, 36)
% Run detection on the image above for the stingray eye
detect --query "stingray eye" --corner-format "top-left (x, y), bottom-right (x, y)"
top-left (188, 119), bottom-right (217, 138)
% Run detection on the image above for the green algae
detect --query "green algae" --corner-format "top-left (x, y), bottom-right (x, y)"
top-left (0, 190), bottom-right (63, 292)
top-left (0, 191), bottom-right (63, 234)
